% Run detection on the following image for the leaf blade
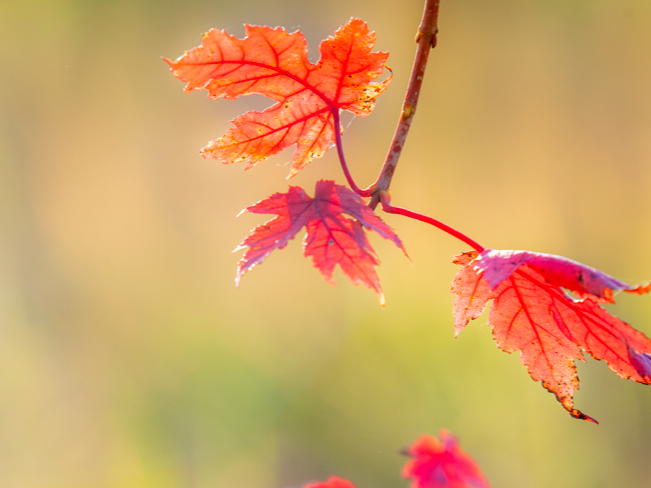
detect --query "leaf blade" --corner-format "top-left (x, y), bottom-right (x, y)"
top-left (166, 19), bottom-right (390, 176)
top-left (235, 180), bottom-right (405, 303)
top-left (452, 249), bottom-right (651, 422)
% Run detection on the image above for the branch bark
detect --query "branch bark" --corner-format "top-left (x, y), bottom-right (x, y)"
top-left (366, 0), bottom-right (440, 207)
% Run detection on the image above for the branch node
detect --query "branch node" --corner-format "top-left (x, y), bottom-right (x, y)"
top-left (402, 103), bottom-right (415, 120)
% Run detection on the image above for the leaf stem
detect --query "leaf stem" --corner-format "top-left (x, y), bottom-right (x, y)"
top-left (380, 193), bottom-right (485, 252)
top-left (332, 1), bottom-right (484, 254)
top-left (365, 0), bottom-right (440, 204)
top-left (332, 111), bottom-right (372, 197)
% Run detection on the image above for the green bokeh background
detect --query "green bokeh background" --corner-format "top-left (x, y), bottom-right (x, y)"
top-left (1, 0), bottom-right (651, 486)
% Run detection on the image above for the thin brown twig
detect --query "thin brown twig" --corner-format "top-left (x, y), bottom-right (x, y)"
top-left (332, 0), bottom-right (484, 251)
top-left (365, 0), bottom-right (440, 208)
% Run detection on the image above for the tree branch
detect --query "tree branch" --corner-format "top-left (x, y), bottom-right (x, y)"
top-left (366, 0), bottom-right (440, 207)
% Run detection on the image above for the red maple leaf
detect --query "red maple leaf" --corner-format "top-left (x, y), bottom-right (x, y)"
top-left (402, 430), bottom-right (492, 488)
top-left (234, 180), bottom-right (406, 304)
top-left (303, 477), bottom-right (357, 488)
top-left (451, 248), bottom-right (651, 422)
top-left (165, 18), bottom-right (390, 177)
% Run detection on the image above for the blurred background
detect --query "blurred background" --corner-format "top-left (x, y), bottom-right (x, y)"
top-left (1, 0), bottom-right (651, 486)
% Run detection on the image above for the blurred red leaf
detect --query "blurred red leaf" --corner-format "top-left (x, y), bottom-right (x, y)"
top-left (452, 249), bottom-right (651, 422)
top-left (166, 18), bottom-right (390, 177)
top-left (235, 180), bottom-right (405, 304)
top-left (303, 477), bottom-right (357, 488)
top-left (403, 430), bottom-right (492, 488)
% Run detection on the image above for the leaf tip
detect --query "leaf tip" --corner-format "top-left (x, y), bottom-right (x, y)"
top-left (625, 282), bottom-right (651, 295)
top-left (628, 347), bottom-right (651, 383)
top-left (570, 408), bottom-right (599, 425)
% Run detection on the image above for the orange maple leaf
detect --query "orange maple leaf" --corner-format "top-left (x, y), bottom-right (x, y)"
top-left (165, 18), bottom-right (390, 177)
top-left (451, 249), bottom-right (651, 422)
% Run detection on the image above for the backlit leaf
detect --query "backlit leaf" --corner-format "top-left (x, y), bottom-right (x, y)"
top-left (166, 19), bottom-right (390, 177)
top-left (451, 249), bottom-right (651, 422)
top-left (235, 180), bottom-right (406, 304)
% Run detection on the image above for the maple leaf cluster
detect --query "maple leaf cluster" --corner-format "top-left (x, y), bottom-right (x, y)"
top-left (300, 431), bottom-right (492, 488)
top-left (167, 16), bottom-right (651, 423)
top-left (166, 18), bottom-right (399, 301)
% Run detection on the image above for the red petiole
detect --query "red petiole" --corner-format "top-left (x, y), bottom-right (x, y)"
top-left (332, 0), bottom-right (484, 252)
top-left (380, 193), bottom-right (485, 253)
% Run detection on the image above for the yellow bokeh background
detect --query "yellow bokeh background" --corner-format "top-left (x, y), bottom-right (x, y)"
top-left (1, 0), bottom-right (651, 487)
